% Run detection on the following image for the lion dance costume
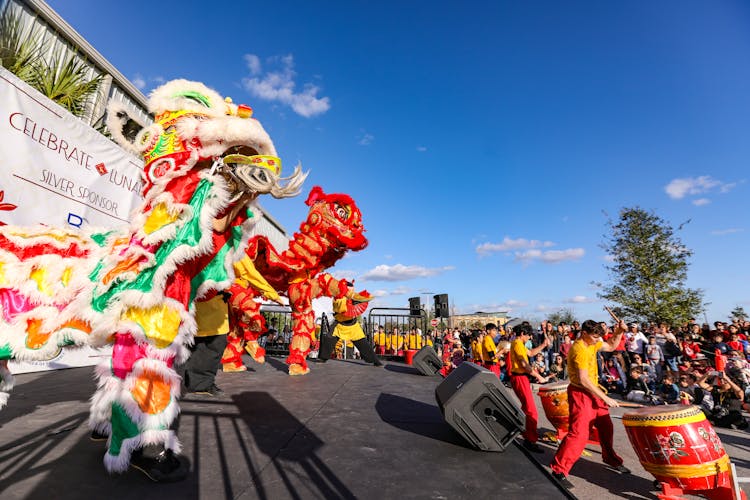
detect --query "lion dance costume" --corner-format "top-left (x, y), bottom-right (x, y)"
top-left (0, 79), bottom-right (306, 480)
top-left (222, 186), bottom-right (373, 375)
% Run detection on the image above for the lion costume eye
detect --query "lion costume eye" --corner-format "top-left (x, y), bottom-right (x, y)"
top-left (335, 204), bottom-right (349, 221)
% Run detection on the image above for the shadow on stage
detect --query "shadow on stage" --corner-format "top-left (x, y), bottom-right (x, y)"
top-left (1, 387), bottom-right (353, 500)
top-left (374, 393), bottom-right (467, 447)
top-left (0, 367), bottom-right (95, 425)
top-left (230, 391), bottom-right (356, 500)
top-left (383, 365), bottom-right (421, 376)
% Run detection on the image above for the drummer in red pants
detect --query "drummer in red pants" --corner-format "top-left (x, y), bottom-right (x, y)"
top-left (509, 322), bottom-right (549, 453)
top-left (550, 319), bottom-right (631, 489)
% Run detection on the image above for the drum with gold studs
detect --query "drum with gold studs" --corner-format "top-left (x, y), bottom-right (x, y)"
top-left (623, 404), bottom-right (739, 497)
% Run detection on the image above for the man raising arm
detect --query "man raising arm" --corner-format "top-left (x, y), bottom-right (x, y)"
top-left (550, 319), bottom-right (630, 489)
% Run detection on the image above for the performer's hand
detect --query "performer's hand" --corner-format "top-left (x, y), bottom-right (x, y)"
top-left (603, 396), bottom-right (620, 408)
top-left (614, 320), bottom-right (627, 335)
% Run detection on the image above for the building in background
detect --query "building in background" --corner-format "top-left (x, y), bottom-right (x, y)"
top-left (0, 0), bottom-right (288, 247)
top-left (451, 311), bottom-right (509, 330)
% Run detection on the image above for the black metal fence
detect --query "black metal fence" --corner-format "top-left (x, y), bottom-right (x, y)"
top-left (256, 305), bottom-right (436, 362)
top-left (259, 304), bottom-right (294, 357)
top-left (364, 307), bottom-right (434, 360)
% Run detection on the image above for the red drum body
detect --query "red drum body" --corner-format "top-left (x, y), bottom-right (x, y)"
top-left (623, 405), bottom-right (744, 500)
top-left (404, 349), bottom-right (418, 365)
top-left (537, 382), bottom-right (600, 443)
top-left (538, 383), bottom-right (570, 432)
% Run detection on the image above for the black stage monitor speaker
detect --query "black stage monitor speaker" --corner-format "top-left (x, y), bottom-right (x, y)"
top-left (434, 294), bottom-right (449, 318)
top-left (408, 297), bottom-right (421, 316)
top-left (412, 345), bottom-right (442, 376)
top-left (435, 362), bottom-right (525, 452)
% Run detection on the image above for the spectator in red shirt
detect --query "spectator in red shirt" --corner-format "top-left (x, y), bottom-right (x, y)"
top-left (728, 324), bottom-right (746, 342)
top-left (559, 334), bottom-right (573, 359)
top-left (681, 332), bottom-right (701, 361)
top-left (727, 332), bottom-right (744, 354)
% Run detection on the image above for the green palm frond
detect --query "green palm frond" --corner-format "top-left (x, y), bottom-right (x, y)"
top-left (0, 7), bottom-right (47, 82)
top-left (29, 47), bottom-right (103, 117)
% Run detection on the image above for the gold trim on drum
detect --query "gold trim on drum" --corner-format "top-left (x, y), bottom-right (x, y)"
top-left (641, 454), bottom-right (729, 479)
top-left (622, 406), bottom-right (704, 427)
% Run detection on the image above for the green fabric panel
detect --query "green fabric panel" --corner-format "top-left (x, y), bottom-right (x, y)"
top-left (91, 179), bottom-right (214, 312)
top-left (189, 223), bottom-right (244, 302)
top-left (90, 231), bottom-right (113, 247)
top-left (109, 403), bottom-right (140, 456)
top-left (0, 343), bottom-right (12, 360)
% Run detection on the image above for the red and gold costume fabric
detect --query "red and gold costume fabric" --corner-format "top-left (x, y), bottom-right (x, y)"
top-left (223, 186), bottom-right (369, 375)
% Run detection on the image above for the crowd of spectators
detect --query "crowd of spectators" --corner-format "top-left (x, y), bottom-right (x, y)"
top-left (431, 317), bottom-right (750, 431)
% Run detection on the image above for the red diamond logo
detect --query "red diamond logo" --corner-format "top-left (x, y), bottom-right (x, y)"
top-left (95, 162), bottom-right (108, 175)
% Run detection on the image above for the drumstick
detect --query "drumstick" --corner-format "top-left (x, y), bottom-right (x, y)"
top-left (604, 305), bottom-right (620, 323)
top-left (617, 401), bottom-right (644, 408)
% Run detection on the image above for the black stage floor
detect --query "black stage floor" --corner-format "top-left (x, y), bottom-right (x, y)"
top-left (0, 357), bottom-right (565, 500)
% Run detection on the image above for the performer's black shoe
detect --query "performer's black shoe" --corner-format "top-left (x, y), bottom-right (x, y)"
top-left (551, 471), bottom-right (574, 489)
top-left (192, 384), bottom-right (224, 396)
top-left (373, 360), bottom-right (384, 367)
top-left (89, 429), bottom-right (108, 442)
top-left (131, 447), bottom-right (189, 482)
top-left (610, 464), bottom-right (631, 474)
top-left (522, 439), bottom-right (544, 453)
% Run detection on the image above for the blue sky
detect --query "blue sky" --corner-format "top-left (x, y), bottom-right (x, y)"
top-left (48, 0), bottom-right (749, 324)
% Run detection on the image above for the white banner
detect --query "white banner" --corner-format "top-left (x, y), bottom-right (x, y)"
top-left (0, 66), bottom-right (144, 228)
top-left (0, 67), bottom-right (145, 372)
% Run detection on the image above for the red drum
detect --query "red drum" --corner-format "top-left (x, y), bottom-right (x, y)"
top-left (538, 382), bottom-right (570, 432)
top-left (623, 405), bottom-right (745, 500)
top-left (537, 382), bottom-right (600, 443)
top-left (404, 349), bottom-right (418, 365)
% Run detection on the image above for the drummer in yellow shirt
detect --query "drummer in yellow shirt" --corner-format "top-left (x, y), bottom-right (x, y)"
top-left (373, 325), bottom-right (388, 355)
top-left (387, 327), bottom-right (404, 355)
top-left (404, 327), bottom-right (425, 350)
top-left (550, 319), bottom-right (630, 489)
top-left (471, 331), bottom-right (485, 365)
top-left (482, 324), bottom-right (503, 377)
top-left (509, 322), bottom-right (549, 452)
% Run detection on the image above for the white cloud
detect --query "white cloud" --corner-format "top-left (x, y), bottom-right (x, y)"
top-left (692, 198), bottom-right (711, 206)
top-left (244, 54), bottom-right (261, 75)
top-left (360, 263), bottom-right (454, 281)
top-left (665, 175), bottom-right (736, 200)
top-left (370, 290), bottom-right (389, 297)
top-left (515, 248), bottom-right (585, 264)
top-left (391, 286), bottom-right (410, 295)
top-left (564, 295), bottom-right (597, 304)
top-left (457, 300), bottom-right (527, 315)
top-left (242, 53), bottom-right (331, 118)
top-left (476, 237), bottom-right (555, 256)
top-left (132, 74), bottom-right (145, 90)
top-left (358, 132), bottom-right (374, 146)
top-left (416, 146), bottom-right (427, 152)
top-left (330, 269), bottom-right (357, 282)
top-left (711, 228), bottom-right (744, 236)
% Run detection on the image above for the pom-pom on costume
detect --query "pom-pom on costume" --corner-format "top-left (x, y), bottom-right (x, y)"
top-left (0, 79), bottom-right (307, 478)
top-left (222, 186), bottom-right (371, 375)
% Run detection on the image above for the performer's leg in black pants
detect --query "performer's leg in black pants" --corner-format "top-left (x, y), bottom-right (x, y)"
top-left (353, 338), bottom-right (383, 366)
top-left (184, 334), bottom-right (228, 392)
top-left (317, 334), bottom-right (338, 362)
